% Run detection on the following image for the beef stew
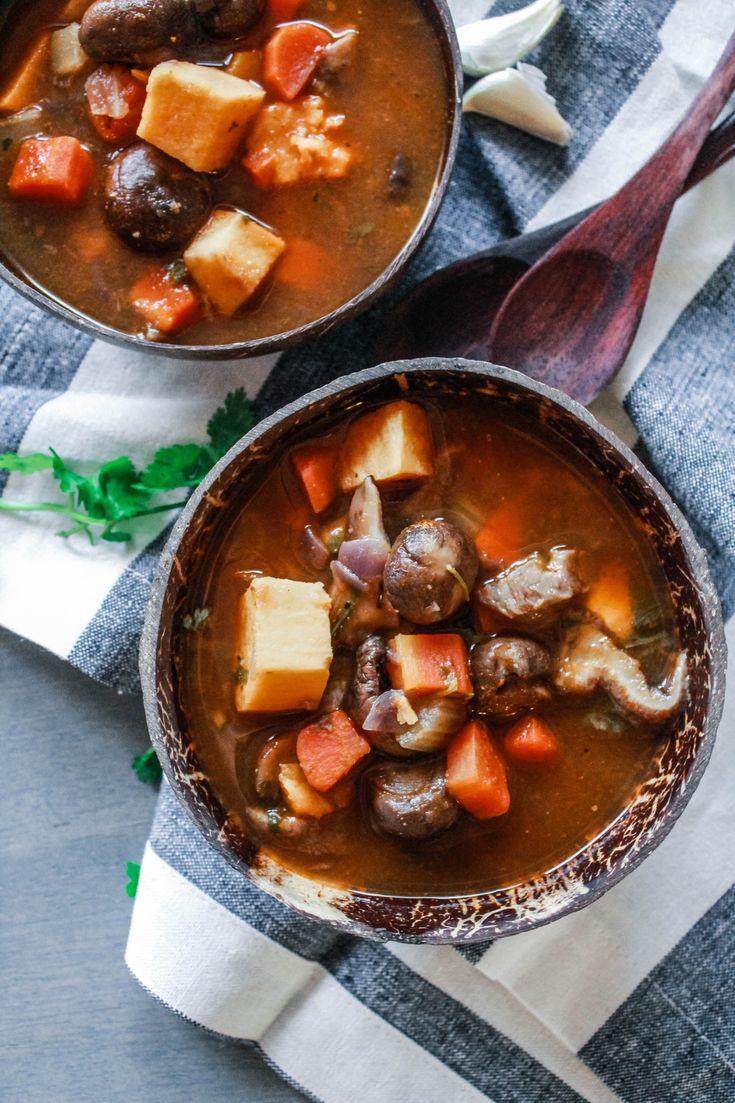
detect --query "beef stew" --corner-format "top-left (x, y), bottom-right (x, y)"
top-left (179, 393), bottom-right (689, 896)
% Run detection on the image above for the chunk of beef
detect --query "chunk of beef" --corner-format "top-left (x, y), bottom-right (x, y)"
top-left (479, 548), bottom-right (581, 622)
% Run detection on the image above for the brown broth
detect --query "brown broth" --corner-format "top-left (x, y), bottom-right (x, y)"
top-left (180, 396), bottom-right (681, 897)
top-left (0, 0), bottom-right (449, 343)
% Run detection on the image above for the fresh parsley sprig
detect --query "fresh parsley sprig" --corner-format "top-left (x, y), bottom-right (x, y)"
top-left (0, 388), bottom-right (255, 544)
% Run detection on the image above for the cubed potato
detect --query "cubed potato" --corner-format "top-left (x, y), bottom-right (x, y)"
top-left (235, 576), bottom-right (332, 713)
top-left (278, 763), bottom-right (334, 818)
top-left (0, 32), bottom-right (50, 115)
top-left (340, 401), bottom-right (434, 491)
top-left (50, 24), bottom-right (89, 78)
top-left (137, 61), bottom-right (265, 172)
top-left (184, 209), bottom-right (285, 316)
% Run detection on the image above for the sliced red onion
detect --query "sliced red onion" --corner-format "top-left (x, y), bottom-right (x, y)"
top-left (338, 537), bottom-right (389, 580)
top-left (302, 524), bottom-right (330, 571)
top-left (362, 690), bottom-right (417, 733)
top-left (330, 558), bottom-right (369, 592)
top-left (85, 67), bottom-right (130, 119)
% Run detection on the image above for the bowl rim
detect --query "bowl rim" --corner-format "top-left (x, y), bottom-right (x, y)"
top-left (140, 358), bottom-right (727, 942)
top-left (0, 0), bottom-right (463, 361)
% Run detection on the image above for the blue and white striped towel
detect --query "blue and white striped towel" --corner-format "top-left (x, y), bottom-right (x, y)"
top-left (1, 1), bottom-right (734, 1099)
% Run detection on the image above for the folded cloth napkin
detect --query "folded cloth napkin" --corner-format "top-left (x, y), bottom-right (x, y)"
top-left (1, 1), bottom-right (734, 1099)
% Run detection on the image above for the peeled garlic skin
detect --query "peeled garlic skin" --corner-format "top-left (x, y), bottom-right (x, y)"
top-left (463, 67), bottom-right (573, 147)
top-left (458, 0), bottom-right (563, 77)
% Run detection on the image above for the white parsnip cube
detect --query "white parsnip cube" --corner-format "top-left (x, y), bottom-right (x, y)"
top-left (234, 576), bottom-right (332, 714)
top-left (137, 61), bottom-right (265, 172)
top-left (184, 210), bottom-right (285, 315)
top-left (278, 764), bottom-right (333, 818)
top-left (50, 24), bottom-right (88, 77)
top-left (340, 401), bottom-right (435, 490)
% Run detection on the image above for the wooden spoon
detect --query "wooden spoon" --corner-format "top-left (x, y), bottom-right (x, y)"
top-left (378, 109), bottom-right (735, 382)
top-left (488, 30), bottom-right (735, 403)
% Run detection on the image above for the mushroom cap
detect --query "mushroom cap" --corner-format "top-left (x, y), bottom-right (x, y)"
top-left (383, 519), bottom-right (478, 625)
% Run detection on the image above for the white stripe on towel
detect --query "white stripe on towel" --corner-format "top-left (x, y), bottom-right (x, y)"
top-left (127, 844), bottom-right (488, 1103)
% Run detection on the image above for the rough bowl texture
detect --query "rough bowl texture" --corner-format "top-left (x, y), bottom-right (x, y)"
top-left (140, 360), bottom-right (727, 943)
top-left (0, 0), bottom-right (461, 360)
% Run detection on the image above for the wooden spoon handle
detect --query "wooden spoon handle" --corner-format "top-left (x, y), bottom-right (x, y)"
top-left (683, 109), bottom-right (735, 190)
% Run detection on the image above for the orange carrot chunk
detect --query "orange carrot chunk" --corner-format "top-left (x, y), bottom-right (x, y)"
top-left (85, 65), bottom-right (147, 144)
top-left (8, 137), bottom-right (93, 205)
top-left (263, 22), bottom-right (331, 100)
top-left (297, 709), bottom-right (371, 792)
top-left (446, 720), bottom-right (510, 819)
top-left (129, 266), bottom-right (201, 336)
top-left (292, 443), bottom-right (338, 514)
top-left (277, 237), bottom-right (332, 291)
top-left (268, 0), bottom-right (304, 22)
top-left (586, 563), bottom-right (634, 641)
top-left (475, 501), bottom-right (524, 568)
top-left (388, 633), bottom-right (473, 699)
top-left (504, 715), bottom-right (560, 766)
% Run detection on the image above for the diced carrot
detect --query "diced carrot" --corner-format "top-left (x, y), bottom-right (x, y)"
top-left (446, 720), bottom-right (510, 819)
top-left (472, 596), bottom-right (508, 636)
top-left (504, 716), bottom-right (559, 766)
top-left (263, 22), bottom-right (331, 101)
top-left (226, 50), bottom-right (262, 82)
top-left (268, 0), bottom-right (304, 23)
top-left (296, 709), bottom-right (371, 792)
top-left (277, 237), bottom-right (332, 291)
top-left (586, 563), bottom-right (634, 641)
top-left (129, 266), bottom-right (201, 336)
top-left (85, 65), bottom-right (147, 144)
top-left (0, 32), bottom-right (51, 115)
top-left (242, 148), bottom-right (278, 190)
top-left (8, 137), bottom-right (93, 205)
top-left (70, 223), bottom-right (110, 261)
top-left (292, 443), bottom-right (338, 514)
top-left (130, 68), bottom-right (151, 86)
top-left (388, 633), bottom-right (473, 699)
top-left (475, 500), bottom-right (524, 568)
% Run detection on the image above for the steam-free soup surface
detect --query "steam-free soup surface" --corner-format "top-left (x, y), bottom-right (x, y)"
top-left (180, 395), bottom-right (685, 896)
top-left (0, 0), bottom-right (449, 343)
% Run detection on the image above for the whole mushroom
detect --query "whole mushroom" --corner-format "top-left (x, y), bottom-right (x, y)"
top-left (471, 636), bottom-right (552, 718)
top-left (383, 519), bottom-right (478, 625)
top-left (368, 759), bottom-right (459, 839)
top-left (104, 143), bottom-right (212, 252)
top-left (80, 0), bottom-right (200, 66)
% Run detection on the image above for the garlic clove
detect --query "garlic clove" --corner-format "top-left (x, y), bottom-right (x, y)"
top-left (458, 0), bottom-right (563, 77)
top-left (463, 63), bottom-right (573, 146)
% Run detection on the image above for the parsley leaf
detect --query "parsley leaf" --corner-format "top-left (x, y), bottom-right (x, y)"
top-left (0, 451), bottom-right (54, 474)
top-left (207, 387), bottom-right (255, 457)
top-left (0, 389), bottom-right (257, 544)
top-left (138, 442), bottom-right (211, 492)
top-left (132, 746), bottom-right (163, 785)
top-left (125, 861), bottom-right (141, 898)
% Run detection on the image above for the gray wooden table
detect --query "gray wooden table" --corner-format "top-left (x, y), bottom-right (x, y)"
top-left (1, 627), bottom-right (305, 1103)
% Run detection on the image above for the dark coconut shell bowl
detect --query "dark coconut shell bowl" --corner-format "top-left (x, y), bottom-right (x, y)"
top-left (0, 0), bottom-right (461, 361)
top-left (140, 360), bottom-right (726, 944)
